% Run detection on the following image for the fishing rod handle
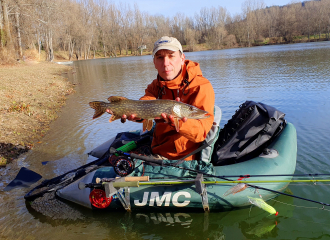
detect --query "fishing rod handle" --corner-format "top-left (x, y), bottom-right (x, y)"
top-left (124, 176), bottom-right (149, 182)
top-left (96, 176), bottom-right (149, 183)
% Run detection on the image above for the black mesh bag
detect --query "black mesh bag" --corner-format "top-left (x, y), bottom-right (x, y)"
top-left (212, 101), bottom-right (286, 166)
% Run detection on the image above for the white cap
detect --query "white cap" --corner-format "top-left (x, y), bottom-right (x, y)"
top-left (152, 36), bottom-right (183, 58)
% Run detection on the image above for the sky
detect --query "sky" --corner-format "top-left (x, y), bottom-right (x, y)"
top-left (115, 0), bottom-right (302, 17)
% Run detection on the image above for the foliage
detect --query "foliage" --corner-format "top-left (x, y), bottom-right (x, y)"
top-left (7, 101), bottom-right (31, 114)
top-left (0, 0), bottom-right (329, 63)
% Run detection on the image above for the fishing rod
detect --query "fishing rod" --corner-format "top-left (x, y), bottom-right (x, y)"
top-left (137, 179), bottom-right (330, 185)
top-left (208, 173), bottom-right (330, 179)
top-left (111, 148), bottom-right (330, 207)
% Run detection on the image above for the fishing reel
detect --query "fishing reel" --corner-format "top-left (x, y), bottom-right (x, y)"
top-left (113, 157), bottom-right (135, 177)
top-left (89, 189), bottom-right (112, 209)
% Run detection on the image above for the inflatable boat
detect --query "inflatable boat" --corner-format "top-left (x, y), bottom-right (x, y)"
top-left (25, 104), bottom-right (297, 212)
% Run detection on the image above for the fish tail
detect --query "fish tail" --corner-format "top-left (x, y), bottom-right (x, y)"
top-left (89, 101), bottom-right (106, 119)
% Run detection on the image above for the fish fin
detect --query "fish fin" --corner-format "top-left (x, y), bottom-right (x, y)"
top-left (89, 101), bottom-right (106, 119)
top-left (142, 120), bottom-right (147, 132)
top-left (108, 96), bottom-right (128, 102)
top-left (109, 114), bottom-right (120, 122)
top-left (173, 118), bottom-right (180, 132)
top-left (141, 119), bottom-right (153, 132)
top-left (146, 119), bottom-right (153, 131)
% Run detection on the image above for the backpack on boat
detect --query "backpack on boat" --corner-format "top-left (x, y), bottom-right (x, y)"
top-left (211, 101), bottom-right (286, 166)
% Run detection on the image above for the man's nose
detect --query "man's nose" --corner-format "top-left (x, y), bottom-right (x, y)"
top-left (163, 56), bottom-right (170, 66)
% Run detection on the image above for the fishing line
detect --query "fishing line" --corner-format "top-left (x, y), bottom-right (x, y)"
top-left (271, 199), bottom-right (330, 212)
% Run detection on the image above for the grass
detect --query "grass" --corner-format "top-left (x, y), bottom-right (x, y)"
top-left (0, 61), bottom-right (74, 166)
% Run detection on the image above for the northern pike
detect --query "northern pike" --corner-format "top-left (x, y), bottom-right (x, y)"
top-left (89, 96), bottom-right (211, 132)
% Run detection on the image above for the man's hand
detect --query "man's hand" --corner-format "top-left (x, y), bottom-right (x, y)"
top-left (105, 109), bottom-right (142, 123)
top-left (120, 114), bottom-right (143, 123)
top-left (158, 97), bottom-right (188, 124)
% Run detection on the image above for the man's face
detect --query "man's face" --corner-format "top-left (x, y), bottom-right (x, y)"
top-left (153, 50), bottom-right (185, 81)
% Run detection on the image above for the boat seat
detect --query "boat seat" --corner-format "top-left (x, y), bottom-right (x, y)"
top-left (199, 105), bottom-right (222, 164)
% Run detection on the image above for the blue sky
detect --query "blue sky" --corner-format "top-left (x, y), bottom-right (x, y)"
top-left (115, 0), bottom-right (301, 17)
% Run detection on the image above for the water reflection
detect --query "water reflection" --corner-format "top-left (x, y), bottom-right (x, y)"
top-left (23, 190), bottom-right (295, 240)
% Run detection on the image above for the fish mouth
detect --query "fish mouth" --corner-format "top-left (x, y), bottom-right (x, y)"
top-left (189, 112), bottom-right (211, 119)
top-left (200, 113), bottom-right (211, 119)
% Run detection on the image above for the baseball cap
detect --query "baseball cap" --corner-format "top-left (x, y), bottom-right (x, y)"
top-left (152, 36), bottom-right (183, 58)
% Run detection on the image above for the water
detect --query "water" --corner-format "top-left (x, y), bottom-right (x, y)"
top-left (1, 42), bottom-right (330, 239)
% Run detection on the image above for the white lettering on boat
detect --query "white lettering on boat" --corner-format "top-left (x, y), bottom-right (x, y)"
top-left (149, 192), bottom-right (171, 206)
top-left (134, 191), bottom-right (191, 207)
top-left (172, 192), bottom-right (191, 207)
top-left (134, 192), bottom-right (149, 206)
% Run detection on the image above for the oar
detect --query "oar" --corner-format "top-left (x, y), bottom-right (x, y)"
top-left (112, 148), bottom-right (330, 207)
top-left (3, 167), bottom-right (42, 191)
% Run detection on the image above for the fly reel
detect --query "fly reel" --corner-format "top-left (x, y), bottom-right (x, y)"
top-left (113, 157), bottom-right (135, 177)
top-left (89, 189), bottom-right (112, 209)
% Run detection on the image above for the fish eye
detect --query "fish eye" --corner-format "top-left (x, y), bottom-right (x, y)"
top-left (189, 106), bottom-right (194, 111)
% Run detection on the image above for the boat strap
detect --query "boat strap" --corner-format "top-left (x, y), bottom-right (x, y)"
top-left (195, 173), bottom-right (210, 212)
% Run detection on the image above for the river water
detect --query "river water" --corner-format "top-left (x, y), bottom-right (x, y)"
top-left (1, 42), bottom-right (330, 239)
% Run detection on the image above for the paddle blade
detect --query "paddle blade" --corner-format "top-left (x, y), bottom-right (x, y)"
top-left (4, 167), bottom-right (42, 191)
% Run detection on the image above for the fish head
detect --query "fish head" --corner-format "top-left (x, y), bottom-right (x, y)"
top-left (172, 103), bottom-right (211, 119)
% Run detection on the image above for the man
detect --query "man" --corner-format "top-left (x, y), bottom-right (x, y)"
top-left (122, 36), bottom-right (215, 160)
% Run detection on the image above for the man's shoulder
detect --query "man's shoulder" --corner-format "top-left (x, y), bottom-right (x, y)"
top-left (146, 78), bottom-right (159, 87)
top-left (190, 73), bottom-right (213, 88)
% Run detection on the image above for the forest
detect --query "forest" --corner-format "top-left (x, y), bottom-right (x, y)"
top-left (0, 0), bottom-right (329, 63)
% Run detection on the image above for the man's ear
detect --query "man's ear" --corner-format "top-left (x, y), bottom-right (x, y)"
top-left (181, 53), bottom-right (185, 65)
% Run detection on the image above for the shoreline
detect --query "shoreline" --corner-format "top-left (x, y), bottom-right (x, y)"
top-left (0, 61), bottom-right (75, 167)
top-left (51, 38), bottom-right (330, 62)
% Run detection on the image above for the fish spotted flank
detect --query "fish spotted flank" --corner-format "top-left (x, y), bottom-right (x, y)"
top-left (89, 96), bottom-right (211, 132)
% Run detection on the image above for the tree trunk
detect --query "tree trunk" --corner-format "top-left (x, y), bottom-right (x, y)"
top-left (37, 31), bottom-right (41, 60)
top-left (15, 6), bottom-right (23, 59)
top-left (0, 0), bottom-right (3, 48)
top-left (68, 40), bottom-right (75, 61)
top-left (46, 29), bottom-right (54, 61)
top-left (103, 42), bottom-right (106, 57)
top-left (1, 0), bottom-right (13, 49)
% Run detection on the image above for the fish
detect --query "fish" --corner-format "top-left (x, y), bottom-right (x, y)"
top-left (89, 96), bottom-right (211, 132)
top-left (223, 183), bottom-right (248, 197)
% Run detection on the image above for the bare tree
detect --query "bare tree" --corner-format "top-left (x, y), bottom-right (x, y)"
top-left (1, 0), bottom-right (13, 50)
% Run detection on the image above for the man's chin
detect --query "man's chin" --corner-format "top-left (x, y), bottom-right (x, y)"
top-left (160, 75), bottom-right (175, 81)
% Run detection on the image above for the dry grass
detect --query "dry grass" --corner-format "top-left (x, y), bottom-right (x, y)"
top-left (0, 61), bottom-right (74, 165)
top-left (0, 48), bottom-right (16, 65)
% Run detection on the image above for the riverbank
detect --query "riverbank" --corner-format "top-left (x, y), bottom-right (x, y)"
top-left (0, 61), bottom-right (75, 167)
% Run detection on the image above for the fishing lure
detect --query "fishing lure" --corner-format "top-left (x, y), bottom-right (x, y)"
top-left (223, 183), bottom-right (249, 197)
top-left (248, 196), bottom-right (278, 216)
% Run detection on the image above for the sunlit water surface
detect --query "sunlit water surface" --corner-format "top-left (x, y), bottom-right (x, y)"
top-left (1, 42), bottom-right (330, 240)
